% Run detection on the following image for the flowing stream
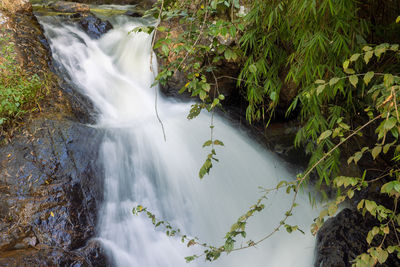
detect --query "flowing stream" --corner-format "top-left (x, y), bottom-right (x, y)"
top-left (39, 14), bottom-right (318, 267)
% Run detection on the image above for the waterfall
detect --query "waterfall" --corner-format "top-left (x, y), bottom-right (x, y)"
top-left (39, 15), bottom-right (317, 267)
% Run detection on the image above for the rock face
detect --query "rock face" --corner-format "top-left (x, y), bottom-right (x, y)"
top-left (0, 118), bottom-right (106, 266)
top-left (315, 208), bottom-right (400, 267)
top-left (0, 1), bottom-right (108, 266)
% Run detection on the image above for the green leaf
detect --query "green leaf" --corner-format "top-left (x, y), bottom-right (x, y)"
top-left (377, 249), bottom-right (388, 264)
top-left (363, 71), bottom-right (374, 85)
top-left (270, 91), bottom-right (277, 101)
top-left (203, 140), bottom-right (212, 147)
top-left (316, 84), bottom-right (325, 95)
top-left (384, 74), bottom-right (394, 87)
top-left (344, 68), bottom-right (355, 74)
top-left (363, 46), bottom-right (373, 51)
top-left (383, 143), bottom-right (391, 154)
top-left (347, 189), bottom-right (354, 199)
top-left (364, 51), bottom-right (373, 64)
top-left (371, 145), bottom-right (382, 159)
top-left (328, 204), bottom-right (338, 216)
top-left (343, 60), bottom-right (350, 69)
top-left (317, 130), bottom-right (332, 143)
top-left (315, 79), bottom-right (325, 84)
top-left (349, 75), bottom-right (358, 87)
top-left (185, 256), bottom-right (196, 263)
top-left (357, 199), bottom-right (365, 210)
top-left (329, 77), bottom-right (340, 86)
top-left (350, 53), bottom-right (360, 62)
top-left (384, 117), bottom-right (397, 131)
top-left (365, 200), bottom-right (377, 215)
top-left (199, 90), bottom-right (207, 101)
top-left (213, 140), bottom-right (224, 146)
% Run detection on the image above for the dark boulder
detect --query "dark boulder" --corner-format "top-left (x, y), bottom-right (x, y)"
top-left (124, 10), bottom-right (142, 17)
top-left (0, 117), bottom-right (105, 266)
top-left (315, 208), bottom-right (400, 267)
top-left (76, 12), bottom-right (113, 39)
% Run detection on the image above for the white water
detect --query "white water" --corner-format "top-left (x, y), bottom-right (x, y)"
top-left (40, 15), bottom-right (317, 267)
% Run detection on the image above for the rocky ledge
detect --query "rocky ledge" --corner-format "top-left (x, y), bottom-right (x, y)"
top-left (0, 0), bottom-right (108, 266)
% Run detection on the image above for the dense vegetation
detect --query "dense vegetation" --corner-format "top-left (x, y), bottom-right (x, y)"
top-left (132, 0), bottom-right (400, 266)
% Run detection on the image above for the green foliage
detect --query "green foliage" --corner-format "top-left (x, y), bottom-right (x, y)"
top-left (299, 42), bottom-right (400, 265)
top-left (0, 31), bottom-right (46, 132)
top-left (146, 0), bottom-right (400, 265)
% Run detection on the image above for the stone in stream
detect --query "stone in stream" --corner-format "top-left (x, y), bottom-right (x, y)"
top-left (75, 12), bottom-right (113, 39)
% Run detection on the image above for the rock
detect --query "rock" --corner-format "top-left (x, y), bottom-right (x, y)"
top-left (0, 2), bottom-right (107, 265)
top-left (0, 11), bottom-right (52, 76)
top-left (0, 117), bottom-right (105, 265)
top-left (0, 0), bottom-right (32, 14)
top-left (76, 12), bottom-right (113, 39)
top-left (315, 208), bottom-right (400, 267)
top-left (49, 1), bottom-right (90, 13)
top-left (125, 10), bottom-right (142, 17)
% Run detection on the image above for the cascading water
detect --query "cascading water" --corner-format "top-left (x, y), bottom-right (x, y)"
top-left (39, 14), bottom-right (318, 267)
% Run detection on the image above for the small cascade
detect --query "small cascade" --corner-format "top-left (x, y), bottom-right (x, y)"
top-left (39, 14), bottom-right (317, 267)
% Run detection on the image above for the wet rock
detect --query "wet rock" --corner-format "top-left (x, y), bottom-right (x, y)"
top-left (0, 2), bottom-right (106, 265)
top-left (315, 208), bottom-right (400, 267)
top-left (76, 12), bottom-right (113, 39)
top-left (49, 1), bottom-right (90, 13)
top-left (0, 117), bottom-right (105, 265)
top-left (125, 10), bottom-right (142, 17)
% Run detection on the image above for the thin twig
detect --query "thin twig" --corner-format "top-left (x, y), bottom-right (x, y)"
top-left (150, 0), bottom-right (167, 141)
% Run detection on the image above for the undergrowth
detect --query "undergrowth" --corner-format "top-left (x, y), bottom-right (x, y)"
top-left (0, 30), bottom-right (49, 133)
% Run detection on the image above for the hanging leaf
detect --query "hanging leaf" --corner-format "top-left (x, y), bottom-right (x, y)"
top-left (349, 75), bottom-right (358, 87)
top-left (383, 117), bottom-right (396, 131)
top-left (350, 53), bottom-right (360, 61)
top-left (213, 140), bottom-right (224, 146)
top-left (329, 77), bottom-right (340, 86)
top-left (203, 140), bottom-right (213, 147)
top-left (342, 60), bottom-right (350, 69)
top-left (363, 46), bottom-right (373, 51)
top-left (371, 145), bottom-right (382, 159)
top-left (317, 130), bottom-right (332, 143)
top-left (377, 249), bottom-right (388, 264)
top-left (383, 74), bottom-right (394, 87)
top-left (354, 151), bottom-right (362, 164)
top-left (316, 84), bottom-right (325, 95)
top-left (344, 68), bottom-right (355, 74)
top-left (364, 51), bottom-right (373, 64)
top-left (363, 71), bottom-right (374, 85)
